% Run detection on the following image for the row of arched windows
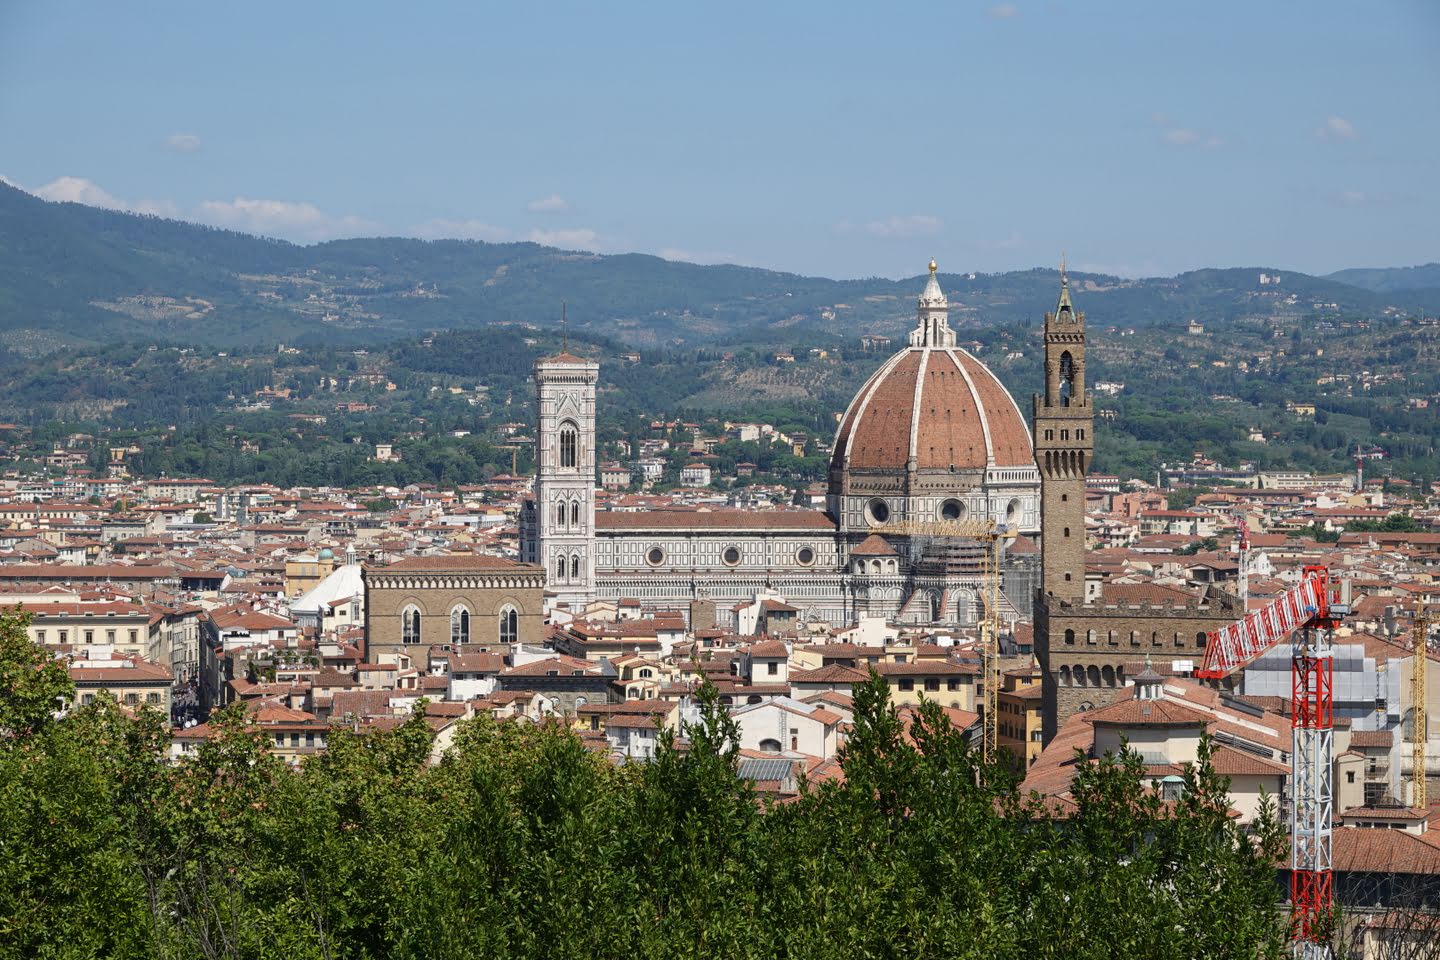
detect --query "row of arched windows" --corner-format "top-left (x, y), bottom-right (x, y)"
top-left (1059, 664), bottom-right (1123, 688)
top-left (1062, 628), bottom-right (1207, 648)
top-left (553, 498), bottom-right (585, 529)
top-left (553, 553), bottom-right (584, 583)
top-left (401, 604), bottom-right (519, 645)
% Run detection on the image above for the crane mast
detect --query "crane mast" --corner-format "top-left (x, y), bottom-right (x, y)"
top-left (1197, 565), bottom-right (1346, 959)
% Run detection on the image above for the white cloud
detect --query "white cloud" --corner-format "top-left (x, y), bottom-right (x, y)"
top-left (412, 217), bottom-right (510, 242)
top-left (32, 175), bottom-right (129, 209)
top-left (1162, 127), bottom-right (1223, 148)
top-left (658, 247), bottom-right (740, 265)
top-left (835, 214), bottom-right (942, 239)
top-left (526, 193), bottom-right (569, 213)
top-left (1340, 190), bottom-right (1366, 206)
top-left (988, 3), bottom-right (1018, 17)
top-left (195, 197), bottom-right (379, 241)
top-left (526, 227), bottom-right (603, 250)
top-left (13, 175), bottom-right (177, 218)
top-left (165, 133), bottom-right (202, 154)
top-left (1316, 115), bottom-right (1356, 141)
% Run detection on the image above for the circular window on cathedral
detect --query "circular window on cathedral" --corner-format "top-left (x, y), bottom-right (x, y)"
top-left (722, 546), bottom-right (741, 567)
top-left (796, 546), bottom-right (815, 566)
top-left (865, 498), bottom-right (890, 525)
top-left (940, 499), bottom-right (965, 521)
top-left (646, 546), bottom-right (665, 566)
top-left (1006, 499), bottom-right (1020, 524)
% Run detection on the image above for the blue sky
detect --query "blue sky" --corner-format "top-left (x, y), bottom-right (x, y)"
top-left (1, 1), bottom-right (1436, 279)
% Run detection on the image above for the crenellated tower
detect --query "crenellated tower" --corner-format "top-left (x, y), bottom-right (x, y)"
top-left (1033, 265), bottom-right (1092, 603)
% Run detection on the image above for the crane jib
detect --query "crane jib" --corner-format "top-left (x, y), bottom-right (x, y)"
top-left (1196, 574), bottom-right (1327, 678)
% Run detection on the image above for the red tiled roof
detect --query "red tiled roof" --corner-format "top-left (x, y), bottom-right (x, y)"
top-left (376, 554), bottom-right (537, 573)
top-left (1081, 697), bottom-right (1211, 727)
top-left (594, 509), bottom-right (836, 532)
top-left (832, 344), bottom-right (1032, 474)
top-left (850, 534), bottom-right (897, 557)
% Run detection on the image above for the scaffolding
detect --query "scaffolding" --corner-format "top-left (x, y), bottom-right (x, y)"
top-left (872, 518), bottom-right (1011, 765)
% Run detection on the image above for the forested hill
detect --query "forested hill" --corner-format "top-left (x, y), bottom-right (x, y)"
top-left (2, 180), bottom-right (1437, 351)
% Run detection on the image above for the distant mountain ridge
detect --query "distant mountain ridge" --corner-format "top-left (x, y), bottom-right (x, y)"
top-left (2, 181), bottom-right (1437, 350)
top-left (1325, 263), bottom-right (1440, 294)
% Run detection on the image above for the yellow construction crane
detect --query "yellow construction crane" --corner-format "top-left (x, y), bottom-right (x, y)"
top-left (1413, 616), bottom-right (1429, 809)
top-left (871, 517), bottom-right (1011, 765)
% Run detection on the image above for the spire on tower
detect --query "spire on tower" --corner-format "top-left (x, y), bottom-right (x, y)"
top-left (1055, 254), bottom-right (1075, 318)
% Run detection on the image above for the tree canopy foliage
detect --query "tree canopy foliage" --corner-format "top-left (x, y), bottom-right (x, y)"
top-left (0, 617), bottom-right (1292, 960)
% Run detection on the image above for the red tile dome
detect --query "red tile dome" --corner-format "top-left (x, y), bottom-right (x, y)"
top-left (831, 345), bottom-right (1032, 474)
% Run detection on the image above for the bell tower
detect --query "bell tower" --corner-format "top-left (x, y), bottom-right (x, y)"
top-left (1033, 264), bottom-right (1091, 604)
top-left (533, 347), bottom-right (599, 611)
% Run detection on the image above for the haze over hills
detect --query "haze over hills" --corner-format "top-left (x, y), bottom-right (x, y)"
top-left (2, 180), bottom-right (1438, 352)
top-left (1324, 263), bottom-right (1440, 294)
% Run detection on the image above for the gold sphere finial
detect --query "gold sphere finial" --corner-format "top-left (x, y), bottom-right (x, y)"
top-left (929, 257), bottom-right (937, 274)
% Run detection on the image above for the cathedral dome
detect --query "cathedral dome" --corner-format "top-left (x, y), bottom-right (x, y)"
top-left (826, 260), bottom-right (1040, 534)
top-left (830, 345), bottom-right (1032, 474)
top-left (831, 261), bottom-right (1032, 476)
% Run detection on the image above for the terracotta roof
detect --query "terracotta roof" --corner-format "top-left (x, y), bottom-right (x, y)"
top-left (831, 344), bottom-right (1032, 474)
top-left (1081, 697), bottom-right (1211, 727)
top-left (1348, 729), bottom-right (1394, 748)
top-left (1100, 583), bottom-right (1200, 605)
top-left (594, 509), bottom-right (836, 532)
top-left (850, 534), bottom-right (897, 557)
top-left (747, 639), bottom-right (789, 657)
top-left (1208, 744), bottom-right (1290, 777)
top-left (1330, 826), bottom-right (1440, 875)
top-left (539, 352), bottom-right (592, 365)
top-left (1340, 805), bottom-right (1430, 821)
top-left (873, 660), bottom-right (979, 677)
top-left (375, 554), bottom-right (537, 573)
top-left (791, 665), bottom-right (871, 684)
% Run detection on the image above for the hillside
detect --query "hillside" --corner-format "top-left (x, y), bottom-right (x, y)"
top-left (3, 182), bottom-right (1438, 352)
top-left (1326, 262), bottom-right (1440, 294)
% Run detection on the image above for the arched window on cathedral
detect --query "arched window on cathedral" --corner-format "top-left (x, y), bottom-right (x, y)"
top-left (1064, 629), bottom-right (1075, 645)
top-left (1059, 351), bottom-right (1075, 407)
top-left (555, 501), bottom-right (566, 527)
top-left (559, 421), bottom-right (578, 468)
top-left (554, 556), bottom-right (566, 582)
top-left (571, 500), bottom-right (581, 526)
top-left (450, 605), bottom-right (470, 645)
top-left (571, 554), bottom-right (581, 579)
top-left (498, 605), bottom-right (518, 644)
top-left (402, 605), bottom-right (421, 645)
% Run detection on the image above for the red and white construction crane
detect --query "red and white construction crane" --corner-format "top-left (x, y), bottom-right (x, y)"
top-left (1196, 565), bottom-right (1348, 959)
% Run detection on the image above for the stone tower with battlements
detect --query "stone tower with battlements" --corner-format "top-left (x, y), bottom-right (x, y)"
top-left (1031, 268), bottom-right (1238, 741)
top-left (1033, 266), bottom-right (1092, 603)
